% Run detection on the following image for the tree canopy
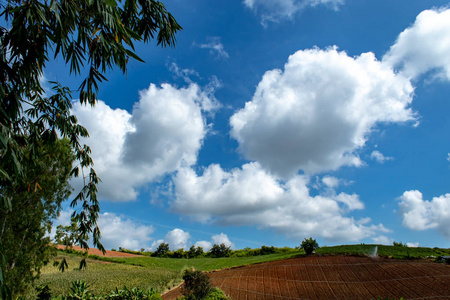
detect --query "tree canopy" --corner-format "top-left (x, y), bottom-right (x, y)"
top-left (0, 139), bottom-right (74, 295)
top-left (0, 0), bottom-right (181, 297)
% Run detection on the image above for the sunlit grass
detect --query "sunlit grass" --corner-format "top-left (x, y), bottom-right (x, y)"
top-left (316, 244), bottom-right (450, 259)
top-left (24, 253), bottom-right (179, 299)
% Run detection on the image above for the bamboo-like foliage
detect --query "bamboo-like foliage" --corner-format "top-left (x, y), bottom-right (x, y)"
top-left (0, 0), bottom-right (181, 297)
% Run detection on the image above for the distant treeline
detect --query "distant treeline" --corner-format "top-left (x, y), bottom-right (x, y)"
top-left (111, 244), bottom-right (295, 258)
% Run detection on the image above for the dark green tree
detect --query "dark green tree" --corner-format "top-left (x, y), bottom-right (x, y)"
top-left (153, 242), bottom-right (169, 257)
top-left (210, 243), bottom-right (232, 258)
top-left (188, 245), bottom-right (204, 258)
top-left (0, 139), bottom-right (74, 295)
top-left (300, 237), bottom-right (319, 255)
top-left (181, 269), bottom-right (212, 300)
top-left (0, 0), bottom-right (181, 297)
top-left (54, 217), bottom-right (85, 248)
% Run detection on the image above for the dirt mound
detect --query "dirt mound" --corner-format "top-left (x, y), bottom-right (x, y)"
top-left (55, 245), bottom-right (144, 258)
top-left (162, 255), bottom-right (450, 300)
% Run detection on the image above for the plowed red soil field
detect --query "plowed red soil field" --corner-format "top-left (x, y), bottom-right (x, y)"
top-left (162, 255), bottom-right (450, 300)
top-left (55, 245), bottom-right (143, 257)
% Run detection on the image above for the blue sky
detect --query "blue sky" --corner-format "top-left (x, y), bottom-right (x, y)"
top-left (50, 0), bottom-right (450, 251)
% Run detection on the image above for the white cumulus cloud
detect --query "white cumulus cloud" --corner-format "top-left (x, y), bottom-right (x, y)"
top-left (171, 162), bottom-right (389, 243)
top-left (97, 213), bottom-right (155, 251)
top-left (164, 229), bottom-right (191, 250)
top-left (194, 240), bottom-right (213, 251)
top-left (52, 210), bottom-right (155, 251)
top-left (72, 82), bottom-right (215, 201)
top-left (230, 47), bottom-right (415, 177)
top-left (398, 190), bottom-right (450, 240)
top-left (383, 7), bottom-right (450, 80)
top-left (211, 233), bottom-right (234, 248)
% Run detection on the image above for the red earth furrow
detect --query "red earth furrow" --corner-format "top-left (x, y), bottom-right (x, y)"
top-left (341, 256), bottom-right (377, 299)
top-left (368, 261), bottom-right (407, 298)
top-left (277, 265), bottom-right (289, 298)
top-left (302, 258), bottom-right (319, 300)
top-left (162, 256), bottom-right (450, 300)
top-left (391, 262), bottom-right (450, 298)
top-left (288, 258), bottom-right (310, 299)
top-left (359, 259), bottom-right (397, 299)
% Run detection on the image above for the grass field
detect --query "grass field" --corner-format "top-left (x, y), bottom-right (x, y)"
top-left (24, 244), bottom-right (449, 299)
top-left (316, 244), bottom-right (450, 259)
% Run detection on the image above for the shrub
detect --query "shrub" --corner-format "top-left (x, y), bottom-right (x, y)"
top-left (67, 280), bottom-right (94, 300)
top-left (301, 237), bottom-right (319, 255)
top-left (106, 286), bottom-right (161, 299)
top-left (152, 243), bottom-right (170, 257)
top-left (181, 269), bottom-right (212, 299)
top-left (260, 245), bottom-right (276, 255)
top-left (171, 248), bottom-right (186, 259)
top-left (210, 244), bottom-right (231, 258)
top-left (203, 287), bottom-right (230, 300)
top-left (393, 241), bottom-right (406, 247)
top-left (36, 284), bottom-right (52, 300)
top-left (188, 245), bottom-right (204, 258)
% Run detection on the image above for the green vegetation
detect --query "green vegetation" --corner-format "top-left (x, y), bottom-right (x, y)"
top-left (179, 269), bottom-right (230, 300)
top-left (0, 139), bottom-right (73, 295)
top-left (19, 244), bottom-right (450, 299)
top-left (181, 269), bottom-right (212, 299)
top-left (301, 237), bottom-right (319, 255)
top-left (25, 253), bottom-right (177, 298)
top-left (316, 244), bottom-right (450, 259)
top-left (1, 0), bottom-right (181, 297)
top-left (209, 244), bottom-right (232, 258)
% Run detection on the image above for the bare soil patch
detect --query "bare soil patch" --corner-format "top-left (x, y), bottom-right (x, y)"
top-left (162, 255), bottom-right (450, 300)
top-left (55, 245), bottom-right (144, 258)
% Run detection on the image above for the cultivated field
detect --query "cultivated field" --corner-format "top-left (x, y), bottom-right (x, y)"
top-left (163, 255), bottom-right (450, 300)
top-left (25, 245), bottom-right (450, 299)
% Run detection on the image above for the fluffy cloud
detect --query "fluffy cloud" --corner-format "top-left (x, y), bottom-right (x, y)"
top-left (51, 210), bottom-right (154, 251)
top-left (370, 150), bottom-right (394, 164)
top-left (230, 47), bottom-right (415, 177)
top-left (164, 229), bottom-right (191, 250)
top-left (97, 213), bottom-right (155, 250)
top-left (150, 229), bottom-right (191, 251)
top-left (244, 0), bottom-right (343, 24)
top-left (383, 7), bottom-right (450, 80)
top-left (194, 233), bottom-right (234, 251)
top-left (372, 235), bottom-right (392, 246)
top-left (194, 241), bottom-right (212, 251)
top-left (406, 242), bottom-right (419, 248)
top-left (211, 233), bottom-right (234, 248)
top-left (72, 83), bottom-right (214, 201)
top-left (149, 231), bottom-right (233, 251)
top-left (171, 163), bottom-right (389, 243)
top-left (398, 190), bottom-right (450, 240)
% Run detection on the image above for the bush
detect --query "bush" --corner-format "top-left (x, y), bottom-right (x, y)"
top-left (393, 241), bottom-right (406, 247)
top-left (181, 269), bottom-right (212, 299)
top-left (301, 237), bottom-right (319, 255)
top-left (171, 248), bottom-right (186, 259)
top-left (203, 287), bottom-right (230, 300)
top-left (106, 286), bottom-right (161, 299)
top-left (187, 245), bottom-right (204, 258)
top-left (67, 280), bottom-right (94, 300)
top-left (152, 243), bottom-right (170, 257)
top-left (210, 244), bottom-right (231, 258)
top-left (36, 284), bottom-right (52, 300)
top-left (260, 245), bottom-right (276, 255)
